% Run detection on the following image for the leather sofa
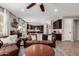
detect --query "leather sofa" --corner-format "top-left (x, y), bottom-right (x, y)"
top-left (16, 34), bottom-right (56, 48)
top-left (25, 34), bottom-right (56, 48)
top-left (0, 43), bottom-right (19, 56)
top-left (0, 35), bottom-right (19, 56)
top-left (25, 40), bottom-right (56, 48)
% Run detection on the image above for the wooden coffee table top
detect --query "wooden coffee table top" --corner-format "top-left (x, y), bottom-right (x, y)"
top-left (24, 44), bottom-right (55, 56)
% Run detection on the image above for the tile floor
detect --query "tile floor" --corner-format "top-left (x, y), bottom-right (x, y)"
top-left (19, 40), bottom-right (79, 56)
top-left (56, 40), bottom-right (79, 56)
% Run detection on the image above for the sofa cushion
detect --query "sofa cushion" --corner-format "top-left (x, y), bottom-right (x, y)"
top-left (31, 34), bottom-right (37, 40)
top-left (26, 35), bottom-right (32, 41)
top-left (37, 34), bottom-right (42, 41)
top-left (48, 35), bottom-right (52, 41)
top-left (0, 35), bottom-right (17, 45)
top-left (9, 35), bottom-right (17, 43)
top-left (40, 40), bottom-right (53, 44)
top-left (0, 37), bottom-right (10, 44)
top-left (26, 40), bottom-right (40, 44)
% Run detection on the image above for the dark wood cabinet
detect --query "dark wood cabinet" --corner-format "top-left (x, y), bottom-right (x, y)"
top-left (53, 19), bottom-right (62, 41)
top-left (27, 24), bottom-right (44, 34)
top-left (55, 34), bottom-right (62, 41)
top-left (53, 19), bottom-right (62, 29)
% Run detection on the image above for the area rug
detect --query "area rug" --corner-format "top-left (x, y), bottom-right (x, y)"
top-left (54, 47), bottom-right (64, 56)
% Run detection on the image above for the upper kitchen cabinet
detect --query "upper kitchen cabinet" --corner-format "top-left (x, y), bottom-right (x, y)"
top-left (53, 19), bottom-right (62, 29)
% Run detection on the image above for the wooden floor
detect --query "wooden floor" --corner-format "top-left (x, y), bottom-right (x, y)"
top-left (18, 40), bottom-right (79, 56)
top-left (56, 40), bottom-right (79, 56)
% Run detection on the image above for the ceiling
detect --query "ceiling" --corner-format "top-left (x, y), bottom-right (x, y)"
top-left (0, 3), bottom-right (79, 24)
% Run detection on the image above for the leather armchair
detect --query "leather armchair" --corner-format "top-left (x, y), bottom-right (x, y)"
top-left (0, 40), bottom-right (3, 48)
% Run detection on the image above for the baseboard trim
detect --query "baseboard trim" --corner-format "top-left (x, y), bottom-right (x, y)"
top-left (62, 39), bottom-right (73, 41)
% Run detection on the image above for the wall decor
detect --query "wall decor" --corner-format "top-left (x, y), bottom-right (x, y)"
top-left (11, 18), bottom-right (18, 28)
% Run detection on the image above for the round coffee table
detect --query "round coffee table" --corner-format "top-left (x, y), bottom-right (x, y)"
top-left (24, 44), bottom-right (55, 56)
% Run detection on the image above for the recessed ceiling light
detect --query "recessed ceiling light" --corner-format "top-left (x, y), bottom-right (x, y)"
top-left (21, 9), bottom-right (24, 12)
top-left (54, 8), bottom-right (58, 13)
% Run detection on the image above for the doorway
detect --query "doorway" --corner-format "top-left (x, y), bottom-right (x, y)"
top-left (73, 20), bottom-right (79, 41)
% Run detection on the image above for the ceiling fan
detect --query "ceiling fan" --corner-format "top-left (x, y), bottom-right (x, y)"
top-left (26, 3), bottom-right (45, 12)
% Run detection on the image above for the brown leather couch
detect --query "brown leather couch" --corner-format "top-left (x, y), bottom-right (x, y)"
top-left (25, 35), bottom-right (56, 48)
top-left (16, 34), bottom-right (56, 48)
top-left (0, 43), bottom-right (19, 56)
top-left (25, 40), bottom-right (56, 48)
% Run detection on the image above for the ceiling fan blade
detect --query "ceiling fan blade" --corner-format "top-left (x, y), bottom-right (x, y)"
top-left (40, 4), bottom-right (45, 12)
top-left (27, 3), bottom-right (36, 9)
